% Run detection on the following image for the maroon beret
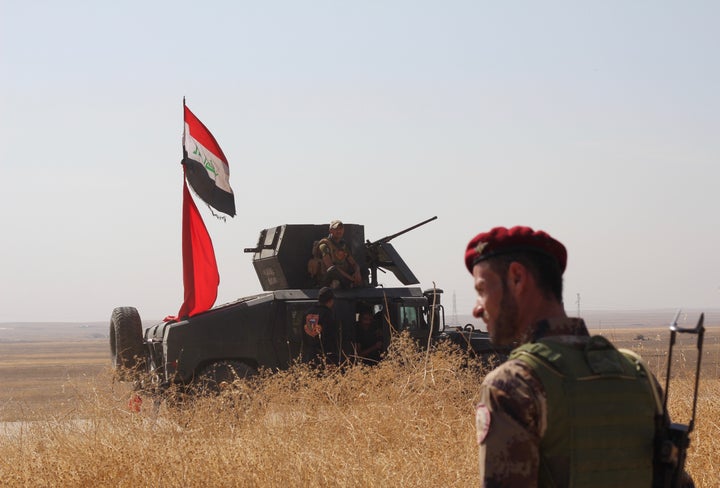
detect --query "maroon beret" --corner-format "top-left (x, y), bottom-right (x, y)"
top-left (465, 226), bottom-right (567, 274)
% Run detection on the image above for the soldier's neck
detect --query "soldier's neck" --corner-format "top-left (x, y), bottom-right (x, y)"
top-left (518, 295), bottom-right (567, 340)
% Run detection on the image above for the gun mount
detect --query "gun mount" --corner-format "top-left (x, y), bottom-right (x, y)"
top-left (244, 217), bottom-right (437, 291)
top-left (365, 216), bottom-right (437, 287)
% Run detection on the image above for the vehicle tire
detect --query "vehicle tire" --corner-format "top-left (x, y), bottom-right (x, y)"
top-left (195, 360), bottom-right (256, 394)
top-left (110, 306), bottom-right (145, 381)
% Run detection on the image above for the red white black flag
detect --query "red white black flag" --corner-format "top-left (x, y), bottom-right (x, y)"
top-left (182, 102), bottom-right (236, 217)
top-left (166, 101), bottom-right (231, 321)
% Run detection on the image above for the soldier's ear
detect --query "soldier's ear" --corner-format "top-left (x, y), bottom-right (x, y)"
top-left (506, 262), bottom-right (528, 294)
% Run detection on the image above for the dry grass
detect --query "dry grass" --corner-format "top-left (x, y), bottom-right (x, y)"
top-left (0, 330), bottom-right (717, 487)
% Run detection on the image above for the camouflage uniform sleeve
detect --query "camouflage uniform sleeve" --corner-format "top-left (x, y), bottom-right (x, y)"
top-left (476, 359), bottom-right (546, 488)
top-left (318, 241), bottom-right (331, 257)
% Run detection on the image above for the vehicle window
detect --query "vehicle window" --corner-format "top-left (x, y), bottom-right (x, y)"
top-left (424, 305), bottom-right (443, 332)
top-left (400, 305), bottom-right (425, 331)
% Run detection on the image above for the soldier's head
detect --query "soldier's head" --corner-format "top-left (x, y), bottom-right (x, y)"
top-left (464, 226), bottom-right (566, 345)
top-left (318, 286), bottom-right (334, 306)
top-left (329, 220), bottom-right (344, 240)
top-left (357, 310), bottom-right (373, 329)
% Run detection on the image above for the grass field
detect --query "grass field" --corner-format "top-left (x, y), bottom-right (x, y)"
top-left (0, 341), bottom-right (107, 421)
top-left (0, 327), bottom-right (717, 487)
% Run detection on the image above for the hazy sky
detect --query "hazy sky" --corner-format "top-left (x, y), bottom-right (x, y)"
top-left (1, 1), bottom-right (719, 323)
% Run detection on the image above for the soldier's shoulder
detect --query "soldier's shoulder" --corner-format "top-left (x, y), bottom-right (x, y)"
top-left (484, 358), bottom-right (541, 387)
top-left (481, 359), bottom-right (547, 437)
top-left (482, 358), bottom-right (545, 402)
top-left (317, 237), bottom-right (332, 251)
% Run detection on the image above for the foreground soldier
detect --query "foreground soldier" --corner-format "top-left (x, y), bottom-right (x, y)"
top-left (464, 226), bottom-right (692, 487)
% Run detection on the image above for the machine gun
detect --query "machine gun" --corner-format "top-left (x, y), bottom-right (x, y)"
top-left (364, 216), bottom-right (437, 287)
top-left (655, 310), bottom-right (705, 488)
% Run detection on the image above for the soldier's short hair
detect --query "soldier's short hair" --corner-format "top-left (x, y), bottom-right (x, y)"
top-left (488, 251), bottom-right (564, 303)
top-left (318, 286), bottom-right (334, 304)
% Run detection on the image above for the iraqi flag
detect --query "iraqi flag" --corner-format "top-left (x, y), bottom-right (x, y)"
top-left (166, 102), bottom-right (232, 321)
top-left (182, 103), bottom-right (236, 217)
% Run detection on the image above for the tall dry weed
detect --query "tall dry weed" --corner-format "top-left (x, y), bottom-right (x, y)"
top-left (0, 333), bottom-right (716, 487)
top-left (0, 335), bottom-right (493, 487)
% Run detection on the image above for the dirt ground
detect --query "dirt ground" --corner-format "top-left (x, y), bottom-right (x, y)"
top-left (0, 340), bottom-right (108, 421)
top-left (597, 325), bottom-right (719, 379)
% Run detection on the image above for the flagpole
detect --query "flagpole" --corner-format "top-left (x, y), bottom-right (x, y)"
top-left (181, 97), bottom-right (187, 164)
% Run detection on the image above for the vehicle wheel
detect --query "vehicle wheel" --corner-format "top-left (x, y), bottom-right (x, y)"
top-left (195, 360), bottom-right (256, 394)
top-left (110, 306), bottom-right (145, 380)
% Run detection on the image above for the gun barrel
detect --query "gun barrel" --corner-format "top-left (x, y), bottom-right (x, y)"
top-left (370, 216), bottom-right (437, 245)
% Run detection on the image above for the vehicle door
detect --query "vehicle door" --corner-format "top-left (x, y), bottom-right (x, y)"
top-left (279, 300), bottom-right (313, 367)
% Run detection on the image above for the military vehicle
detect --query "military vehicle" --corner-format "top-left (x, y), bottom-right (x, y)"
top-left (109, 217), bottom-right (507, 391)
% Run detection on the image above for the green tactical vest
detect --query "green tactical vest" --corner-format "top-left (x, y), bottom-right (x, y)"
top-left (316, 238), bottom-right (353, 271)
top-left (510, 335), bottom-right (658, 488)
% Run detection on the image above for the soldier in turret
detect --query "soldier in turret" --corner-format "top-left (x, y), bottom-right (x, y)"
top-left (464, 226), bottom-right (693, 487)
top-left (310, 220), bottom-right (362, 289)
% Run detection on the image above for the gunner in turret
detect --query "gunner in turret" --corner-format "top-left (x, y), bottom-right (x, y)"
top-left (311, 220), bottom-right (362, 289)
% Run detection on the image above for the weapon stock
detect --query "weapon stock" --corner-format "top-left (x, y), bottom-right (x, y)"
top-left (656, 310), bottom-right (704, 488)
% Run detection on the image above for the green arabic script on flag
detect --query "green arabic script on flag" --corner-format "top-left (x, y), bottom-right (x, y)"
top-left (182, 104), bottom-right (236, 217)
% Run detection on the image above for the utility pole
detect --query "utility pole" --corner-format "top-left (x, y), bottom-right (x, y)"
top-left (576, 293), bottom-right (581, 317)
top-left (452, 290), bottom-right (458, 324)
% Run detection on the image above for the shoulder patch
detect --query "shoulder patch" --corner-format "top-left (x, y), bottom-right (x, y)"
top-left (475, 403), bottom-right (491, 444)
top-left (304, 313), bottom-right (322, 337)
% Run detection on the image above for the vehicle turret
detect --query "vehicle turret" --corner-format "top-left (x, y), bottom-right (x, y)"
top-left (244, 223), bottom-right (367, 290)
top-left (244, 217), bottom-right (437, 291)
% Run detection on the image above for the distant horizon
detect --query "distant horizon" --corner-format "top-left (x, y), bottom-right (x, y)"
top-left (0, 308), bottom-right (716, 344)
top-left (1, 306), bottom-right (718, 328)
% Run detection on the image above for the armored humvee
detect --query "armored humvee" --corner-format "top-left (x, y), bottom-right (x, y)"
top-left (109, 217), bottom-right (507, 391)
